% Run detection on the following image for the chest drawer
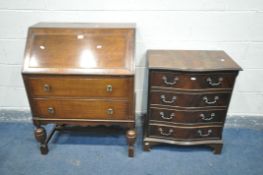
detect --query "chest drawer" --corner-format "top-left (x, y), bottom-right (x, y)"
top-left (148, 124), bottom-right (222, 140)
top-left (149, 107), bottom-right (227, 124)
top-left (150, 90), bottom-right (231, 108)
top-left (25, 76), bottom-right (133, 98)
top-left (31, 98), bottom-right (130, 120)
top-left (150, 71), bottom-right (237, 90)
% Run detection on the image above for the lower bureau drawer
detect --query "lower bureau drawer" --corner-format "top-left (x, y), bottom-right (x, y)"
top-left (148, 124), bottom-right (222, 140)
top-left (150, 90), bottom-right (231, 107)
top-left (149, 107), bottom-right (227, 124)
top-left (31, 98), bottom-right (129, 120)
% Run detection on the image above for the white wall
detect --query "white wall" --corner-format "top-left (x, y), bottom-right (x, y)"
top-left (0, 0), bottom-right (263, 116)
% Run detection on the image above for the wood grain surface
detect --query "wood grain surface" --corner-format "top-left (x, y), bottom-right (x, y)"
top-left (148, 50), bottom-right (242, 71)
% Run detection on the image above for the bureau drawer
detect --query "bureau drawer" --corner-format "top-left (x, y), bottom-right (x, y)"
top-left (31, 98), bottom-right (129, 120)
top-left (150, 91), bottom-right (231, 108)
top-left (25, 76), bottom-right (133, 98)
top-left (150, 71), bottom-right (237, 90)
top-left (149, 107), bottom-right (227, 124)
top-left (148, 124), bottom-right (222, 140)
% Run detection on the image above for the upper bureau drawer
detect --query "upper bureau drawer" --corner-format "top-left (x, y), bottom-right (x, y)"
top-left (24, 76), bottom-right (133, 98)
top-left (150, 71), bottom-right (237, 90)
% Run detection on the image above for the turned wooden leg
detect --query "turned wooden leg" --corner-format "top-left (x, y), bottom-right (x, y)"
top-left (34, 127), bottom-right (48, 155)
top-left (126, 129), bottom-right (136, 157)
top-left (210, 144), bottom-right (223, 155)
top-left (143, 141), bottom-right (151, 152)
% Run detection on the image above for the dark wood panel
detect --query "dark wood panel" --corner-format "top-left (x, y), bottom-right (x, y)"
top-left (31, 98), bottom-right (130, 120)
top-left (149, 107), bottom-right (227, 124)
top-left (148, 50), bottom-right (242, 71)
top-left (25, 75), bottom-right (133, 98)
top-left (148, 124), bottom-right (222, 140)
top-left (150, 70), bottom-right (237, 90)
top-left (150, 90), bottom-right (231, 107)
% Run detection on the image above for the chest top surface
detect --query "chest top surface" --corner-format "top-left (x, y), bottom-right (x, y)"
top-left (22, 23), bottom-right (135, 75)
top-left (148, 50), bottom-right (242, 72)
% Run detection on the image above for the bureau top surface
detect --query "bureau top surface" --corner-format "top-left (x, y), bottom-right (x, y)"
top-left (31, 22), bottom-right (136, 29)
top-left (147, 50), bottom-right (242, 72)
top-left (22, 23), bottom-right (135, 75)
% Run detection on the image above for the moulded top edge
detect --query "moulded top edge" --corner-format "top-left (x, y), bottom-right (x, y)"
top-left (30, 22), bottom-right (136, 29)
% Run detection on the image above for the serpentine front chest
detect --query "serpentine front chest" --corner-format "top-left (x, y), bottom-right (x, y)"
top-left (143, 50), bottom-right (242, 154)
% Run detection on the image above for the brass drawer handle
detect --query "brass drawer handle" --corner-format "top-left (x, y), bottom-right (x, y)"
top-left (107, 108), bottom-right (113, 115)
top-left (203, 96), bottom-right (219, 105)
top-left (206, 77), bottom-right (223, 87)
top-left (158, 127), bottom-right (174, 136)
top-left (106, 85), bottom-right (113, 92)
top-left (198, 129), bottom-right (212, 137)
top-left (200, 113), bottom-right (215, 121)
top-left (160, 112), bottom-right (175, 120)
top-left (43, 84), bottom-right (50, 92)
top-left (47, 107), bottom-right (55, 114)
top-left (160, 95), bottom-right (176, 104)
top-left (162, 76), bottom-right (179, 86)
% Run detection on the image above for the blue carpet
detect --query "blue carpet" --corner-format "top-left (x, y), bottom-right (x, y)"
top-left (0, 122), bottom-right (263, 175)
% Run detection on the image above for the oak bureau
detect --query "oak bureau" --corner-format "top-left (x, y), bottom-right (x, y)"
top-left (143, 50), bottom-right (242, 154)
top-left (22, 23), bottom-right (136, 157)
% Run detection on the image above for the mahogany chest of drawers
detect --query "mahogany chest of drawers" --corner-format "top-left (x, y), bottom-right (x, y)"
top-left (143, 50), bottom-right (242, 154)
top-left (22, 23), bottom-right (136, 157)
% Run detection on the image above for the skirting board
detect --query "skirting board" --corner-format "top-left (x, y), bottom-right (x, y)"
top-left (0, 109), bottom-right (263, 129)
